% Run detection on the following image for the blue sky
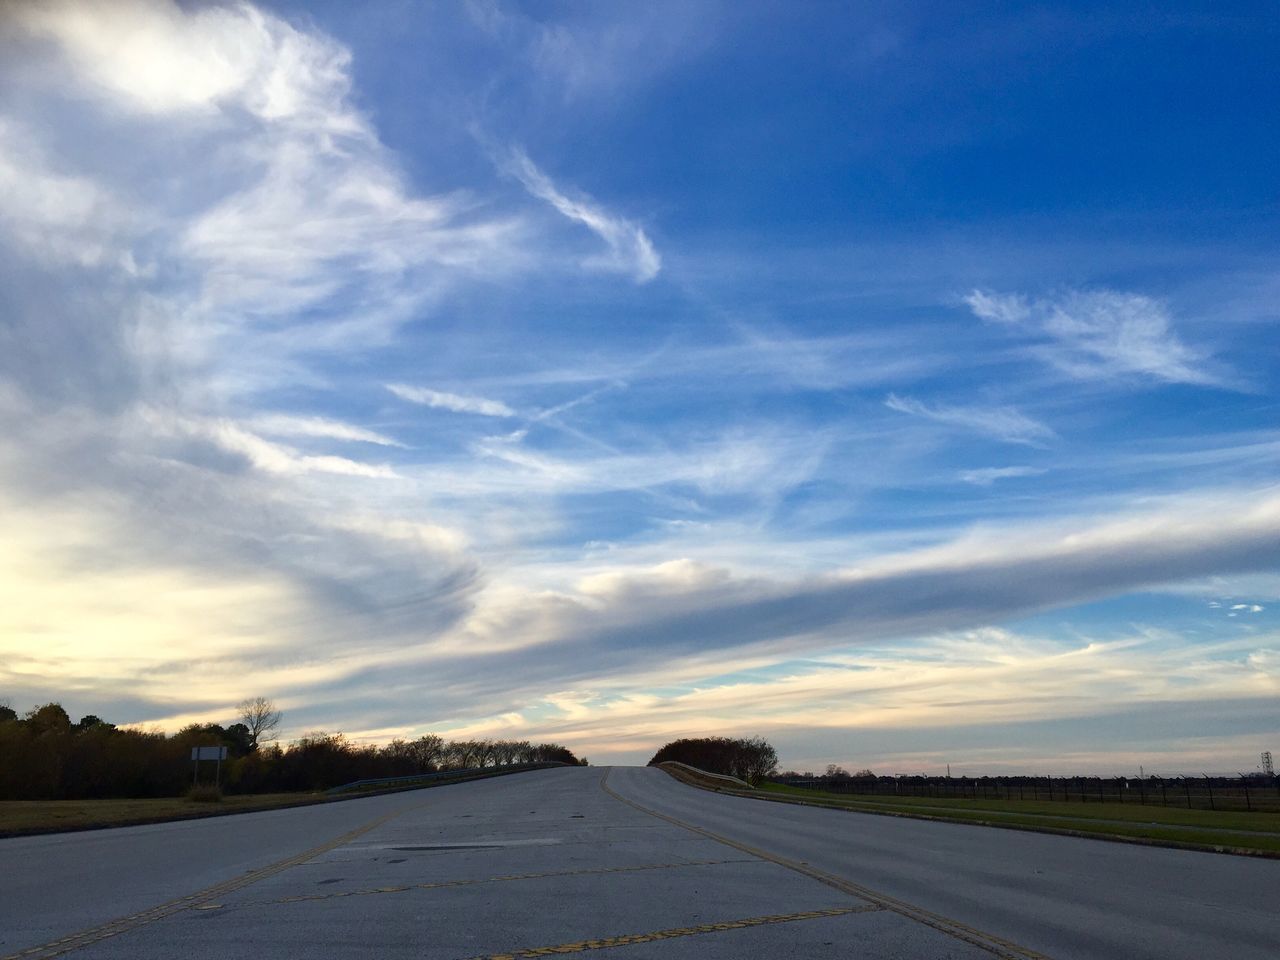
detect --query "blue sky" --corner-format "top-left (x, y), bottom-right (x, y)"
top-left (0, 1), bottom-right (1276, 773)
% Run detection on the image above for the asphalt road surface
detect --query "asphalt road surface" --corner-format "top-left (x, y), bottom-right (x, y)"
top-left (1, 766), bottom-right (1275, 960)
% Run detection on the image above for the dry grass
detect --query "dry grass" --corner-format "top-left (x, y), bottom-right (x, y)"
top-left (0, 792), bottom-right (324, 834)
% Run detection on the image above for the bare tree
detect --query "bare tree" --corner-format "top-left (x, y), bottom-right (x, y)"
top-left (236, 697), bottom-right (282, 750)
top-left (407, 734), bottom-right (444, 772)
top-left (739, 736), bottom-right (778, 785)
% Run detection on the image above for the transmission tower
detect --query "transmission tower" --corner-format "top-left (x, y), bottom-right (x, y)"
top-left (1263, 751), bottom-right (1274, 777)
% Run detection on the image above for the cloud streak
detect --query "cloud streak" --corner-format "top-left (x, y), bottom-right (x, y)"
top-left (387, 384), bottom-right (517, 417)
top-left (959, 466), bottom-right (1046, 485)
top-left (249, 414), bottom-right (405, 448)
top-left (885, 394), bottom-right (1055, 445)
top-left (503, 146), bottom-right (660, 282)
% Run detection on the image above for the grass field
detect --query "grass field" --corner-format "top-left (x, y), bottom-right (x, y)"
top-left (0, 793), bottom-right (325, 835)
top-left (756, 782), bottom-right (1280, 855)
top-left (0, 766), bottom-right (555, 835)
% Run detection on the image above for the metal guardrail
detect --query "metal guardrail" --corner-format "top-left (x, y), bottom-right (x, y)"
top-left (326, 761), bottom-right (567, 796)
top-left (656, 760), bottom-right (752, 790)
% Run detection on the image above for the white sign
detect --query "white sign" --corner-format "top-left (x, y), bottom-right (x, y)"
top-left (191, 746), bottom-right (228, 761)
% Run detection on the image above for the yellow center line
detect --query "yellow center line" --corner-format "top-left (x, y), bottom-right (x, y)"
top-left (600, 768), bottom-right (1054, 960)
top-left (1, 802), bottom-right (424, 960)
top-left (464, 905), bottom-right (880, 960)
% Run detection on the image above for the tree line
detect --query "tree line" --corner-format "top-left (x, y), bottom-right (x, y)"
top-left (0, 700), bottom-right (583, 800)
top-left (647, 736), bottom-right (778, 784)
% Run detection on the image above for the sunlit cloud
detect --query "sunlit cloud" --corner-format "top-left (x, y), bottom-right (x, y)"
top-left (247, 414), bottom-right (406, 448)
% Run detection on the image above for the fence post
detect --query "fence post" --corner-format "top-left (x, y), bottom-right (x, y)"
top-left (1183, 777), bottom-right (1192, 809)
top-left (1241, 775), bottom-right (1251, 812)
top-left (1204, 775), bottom-right (1215, 811)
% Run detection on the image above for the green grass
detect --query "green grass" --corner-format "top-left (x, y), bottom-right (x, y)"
top-left (754, 783), bottom-right (1280, 855)
top-left (0, 793), bottom-right (325, 834)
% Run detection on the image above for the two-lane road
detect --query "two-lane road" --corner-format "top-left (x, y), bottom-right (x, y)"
top-left (605, 766), bottom-right (1278, 959)
top-left (2, 767), bottom-right (1274, 959)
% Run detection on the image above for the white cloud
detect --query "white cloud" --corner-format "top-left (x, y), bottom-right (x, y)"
top-left (886, 394), bottom-right (1055, 445)
top-left (7, 0), bottom-right (527, 402)
top-left (502, 146), bottom-right (660, 282)
top-left (248, 414), bottom-right (405, 448)
top-left (964, 289), bottom-right (1030, 325)
top-left (154, 415), bottom-right (400, 479)
top-left (13, 0), bottom-right (363, 129)
top-left (0, 120), bottom-right (136, 270)
top-left (386, 384), bottom-right (516, 417)
top-left (958, 466), bottom-right (1047, 485)
top-left (966, 288), bottom-right (1223, 386)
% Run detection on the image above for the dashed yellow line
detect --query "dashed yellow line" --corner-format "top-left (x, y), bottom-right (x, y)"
top-left (466, 905), bottom-right (878, 959)
top-left (1, 803), bottom-right (421, 960)
top-left (216, 857), bottom-right (755, 910)
top-left (600, 769), bottom-right (1053, 960)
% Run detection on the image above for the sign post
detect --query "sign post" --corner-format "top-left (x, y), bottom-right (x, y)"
top-left (191, 745), bottom-right (229, 788)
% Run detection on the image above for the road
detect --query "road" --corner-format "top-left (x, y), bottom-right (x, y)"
top-left (0, 766), bottom-right (1274, 960)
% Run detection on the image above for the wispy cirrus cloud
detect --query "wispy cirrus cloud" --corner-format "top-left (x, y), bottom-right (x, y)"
top-left (387, 384), bottom-right (516, 417)
top-left (466, 0), bottom-right (717, 103)
top-left (959, 465), bottom-right (1047, 486)
top-left (9, 0), bottom-right (528, 391)
top-left (966, 288), bottom-right (1228, 387)
top-left (0, 120), bottom-right (138, 271)
top-left (142, 413), bottom-right (401, 479)
top-left (248, 414), bottom-right (405, 448)
top-left (885, 394), bottom-right (1055, 445)
top-left (501, 146), bottom-right (660, 283)
top-left (2, 0), bottom-right (1275, 775)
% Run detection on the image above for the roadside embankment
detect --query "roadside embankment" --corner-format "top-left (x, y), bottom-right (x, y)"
top-left (657, 763), bottom-right (1280, 858)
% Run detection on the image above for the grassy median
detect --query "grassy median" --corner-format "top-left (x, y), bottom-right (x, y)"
top-left (754, 782), bottom-right (1280, 855)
